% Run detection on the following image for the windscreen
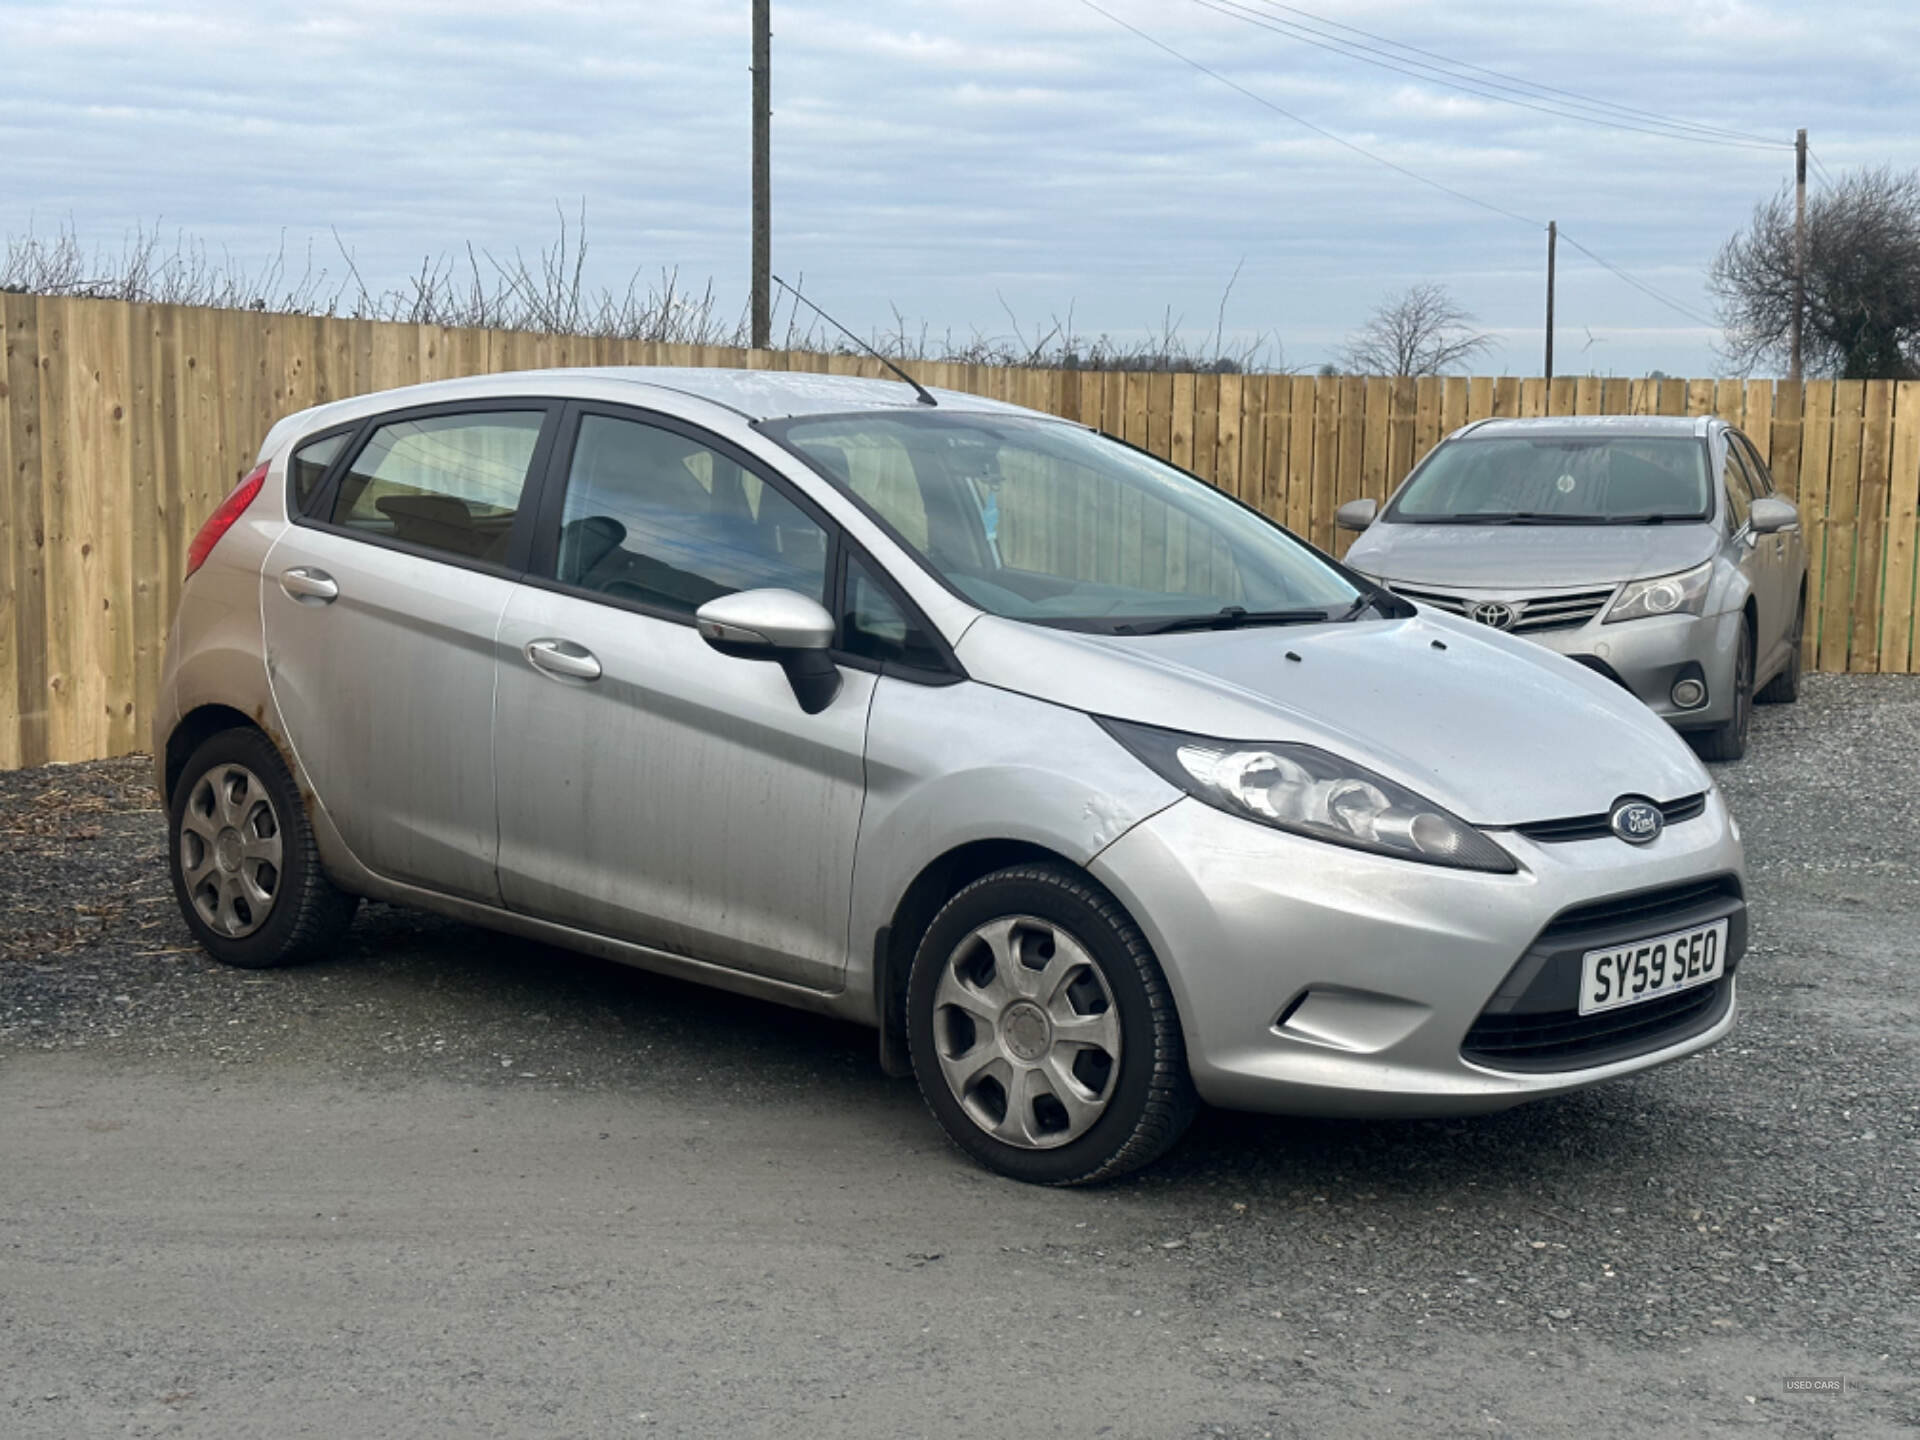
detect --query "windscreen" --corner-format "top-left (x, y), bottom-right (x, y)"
top-left (1387, 436), bottom-right (1712, 522)
top-left (766, 411), bottom-right (1361, 632)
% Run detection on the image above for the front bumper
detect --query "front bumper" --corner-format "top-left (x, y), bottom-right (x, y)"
top-left (1525, 608), bottom-right (1743, 729)
top-left (1376, 579), bottom-right (1743, 729)
top-left (1090, 791), bottom-right (1746, 1117)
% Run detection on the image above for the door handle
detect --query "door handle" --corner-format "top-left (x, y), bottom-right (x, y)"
top-left (280, 567), bottom-right (338, 603)
top-left (525, 638), bottom-right (602, 682)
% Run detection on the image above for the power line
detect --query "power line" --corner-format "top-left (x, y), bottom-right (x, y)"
top-left (1192, 0), bottom-right (1788, 152)
top-left (1238, 0), bottom-right (1789, 149)
top-left (1075, 0), bottom-right (1543, 228)
top-left (1076, 0), bottom-right (1722, 332)
top-left (1556, 233), bottom-right (1719, 329)
top-left (1807, 146), bottom-right (1838, 189)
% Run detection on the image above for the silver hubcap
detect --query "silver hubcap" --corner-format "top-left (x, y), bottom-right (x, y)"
top-left (932, 916), bottom-right (1122, 1150)
top-left (179, 763), bottom-right (282, 938)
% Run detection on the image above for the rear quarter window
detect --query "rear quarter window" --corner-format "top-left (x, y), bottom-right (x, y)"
top-left (288, 431), bottom-right (351, 515)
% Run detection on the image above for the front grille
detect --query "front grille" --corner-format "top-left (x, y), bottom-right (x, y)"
top-left (1462, 979), bottom-right (1729, 1071)
top-left (1544, 876), bottom-right (1741, 938)
top-left (1513, 792), bottom-right (1710, 844)
top-left (1392, 583), bottom-right (1616, 634)
top-left (1461, 876), bottom-right (1746, 1074)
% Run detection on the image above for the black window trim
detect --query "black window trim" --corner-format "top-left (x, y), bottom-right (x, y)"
top-left (1720, 429), bottom-right (1759, 537)
top-left (1730, 429), bottom-right (1775, 496)
top-left (292, 397), bottom-right (566, 581)
top-left (516, 401), bottom-right (964, 684)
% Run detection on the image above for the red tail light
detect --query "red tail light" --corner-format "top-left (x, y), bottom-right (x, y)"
top-left (185, 462), bottom-right (269, 579)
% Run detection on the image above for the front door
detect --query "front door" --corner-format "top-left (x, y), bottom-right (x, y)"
top-left (263, 403), bottom-right (558, 902)
top-left (493, 407), bottom-right (871, 989)
top-left (1733, 432), bottom-right (1801, 670)
top-left (1718, 433), bottom-right (1777, 662)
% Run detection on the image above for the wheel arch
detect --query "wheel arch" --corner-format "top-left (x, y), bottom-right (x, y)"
top-left (873, 838), bottom-right (1084, 1078)
top-left (164, 703), bottom-right (263, 806)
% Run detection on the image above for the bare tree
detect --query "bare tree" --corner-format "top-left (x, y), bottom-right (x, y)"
top-left (1711, 166), bottom-right (1920, 379)
top-left (1339, 283), bottom-right (1492, 376)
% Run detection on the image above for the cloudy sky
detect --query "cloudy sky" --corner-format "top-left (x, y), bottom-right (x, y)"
top-left (4, 0), bottom-right (1916, 376)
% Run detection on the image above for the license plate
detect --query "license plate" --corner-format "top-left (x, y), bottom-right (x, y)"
top-left (1579, 919), bottom-right (1728, 1016)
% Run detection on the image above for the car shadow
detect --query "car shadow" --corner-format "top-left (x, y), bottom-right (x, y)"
top-left (309, 903), bottom-right (1698, 1207)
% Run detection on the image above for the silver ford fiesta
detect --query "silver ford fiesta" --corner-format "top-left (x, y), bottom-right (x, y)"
top-left (156, 369), bottom-right (1747, 1184)
top-left (1339, 415), bottom-right (1808, 762)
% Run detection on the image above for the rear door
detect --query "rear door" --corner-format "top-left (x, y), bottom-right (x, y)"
top-left (492, 405), bottom-right (873, 989)
top-left (263, 402), bottom-right (559, 902)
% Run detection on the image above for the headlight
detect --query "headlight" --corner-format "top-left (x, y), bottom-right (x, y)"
top-left (1604, 561), bottom-right (1711, 623)
top-left (1098, 719), bottom-right (1517, 873)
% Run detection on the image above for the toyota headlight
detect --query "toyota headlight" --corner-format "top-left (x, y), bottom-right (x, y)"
top-left (1604, 561), bottom-right (1711, 624)
top-left (1099, 719), bottom-right (1517, 873)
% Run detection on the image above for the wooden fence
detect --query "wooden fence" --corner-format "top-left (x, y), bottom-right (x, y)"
top-left (2, 294), bottom-right (1917, 769)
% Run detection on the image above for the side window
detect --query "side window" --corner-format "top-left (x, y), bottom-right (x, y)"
top-left (289, 431), bottom-right (350, 515)
top-left (1734, 433), bottom-right (1775, 495)
top-left (331, 411), bottom-right (546, 563)
top-left (1721, 440), bottom-right (1755, 532)
top-left (840, 554), bottom-right (946, 671)
top-left (554, 414), bottom-right (828, 615)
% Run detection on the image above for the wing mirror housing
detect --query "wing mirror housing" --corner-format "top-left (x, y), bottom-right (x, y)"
top-left (695, 589), bottom-right (841, 714)
top-left (1749, 496), bottom-right (1799, 536)
top-left (1336, 498), bottom-right (1379, 532)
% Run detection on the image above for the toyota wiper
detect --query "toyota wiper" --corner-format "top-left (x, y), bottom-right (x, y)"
top-left (1451, 511), bottom-right (1605, 525)
top-left (1117, 605), bottom-right (1337, 636)
top-left (1601, 512), bottom-right (1690, 524)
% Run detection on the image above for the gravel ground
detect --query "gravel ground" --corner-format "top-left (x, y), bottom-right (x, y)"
top-left (1, 674), bottom-right (1916, 1438)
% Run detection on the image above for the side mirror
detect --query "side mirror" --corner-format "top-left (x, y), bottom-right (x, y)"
top-left (695, 589), bottom-right (841, 714)
top-left (1749, 496), bottom-right (1799, 536)
top-left (1336, 498), bottom-right (1379, 532)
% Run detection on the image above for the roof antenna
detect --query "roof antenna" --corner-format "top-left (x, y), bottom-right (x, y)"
top-left (772, 275), bottom-right (938, 406)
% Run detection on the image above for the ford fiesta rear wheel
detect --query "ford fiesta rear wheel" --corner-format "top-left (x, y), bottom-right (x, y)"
top-left (906, 863), bottom-right (1195, 1185)
top-left (168, 726), bottom-right (357, 968)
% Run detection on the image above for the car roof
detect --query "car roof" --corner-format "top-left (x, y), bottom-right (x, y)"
top-left (261, 365), bottom-right (1035, 455)
top-left (1454, 415), bottom-right (1718, 440)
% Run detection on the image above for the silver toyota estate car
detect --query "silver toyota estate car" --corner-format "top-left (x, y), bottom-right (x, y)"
top-left (1339, 416), bottom-right (1807, 762)
top-left (157, 368), bottom-right (1749, 1185)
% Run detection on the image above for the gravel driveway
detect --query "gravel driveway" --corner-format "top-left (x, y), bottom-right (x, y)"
top-left (2, 676), bottom-right (1915, 1438)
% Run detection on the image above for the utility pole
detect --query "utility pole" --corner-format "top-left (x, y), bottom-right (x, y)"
top-left (1790, 127), bottom-right (1807, 383)
top-left (1544, 220), bottom-right (1557, 381)
top-left (751, 0), bottom-right (771, 350)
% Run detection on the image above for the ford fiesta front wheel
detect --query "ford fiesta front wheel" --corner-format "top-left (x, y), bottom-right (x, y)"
top-left (906, 863), bottom-right (1196, 1185)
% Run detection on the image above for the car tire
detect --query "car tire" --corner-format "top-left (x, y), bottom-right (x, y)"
top-left (1756, 591), bottom-right (1805, 705)
top-left (1692, 617), bottom-right (1754, 763)
top-left (906, 862), bottom-right (1196, 1185)
top-left (168, 726), bottom-right (358, 968)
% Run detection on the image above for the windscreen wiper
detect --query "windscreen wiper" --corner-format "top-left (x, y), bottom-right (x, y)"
top-left (1601, 512), bottom-right (1685, 524)
top-left (1117, 605), bottom-right (1336, 636)
top-left (1452, 511), bottom-right (1602, 525)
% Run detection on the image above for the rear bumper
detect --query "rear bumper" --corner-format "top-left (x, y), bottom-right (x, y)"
top-left (1090, 792), bottom-right (1746, 1118)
